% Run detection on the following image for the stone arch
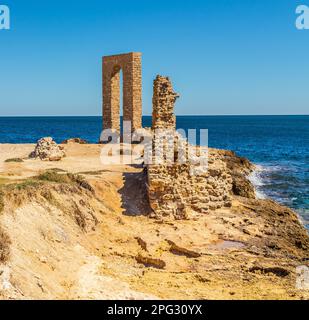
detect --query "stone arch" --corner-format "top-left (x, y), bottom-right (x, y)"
top-left (102, 52), bottom-right (142, 134)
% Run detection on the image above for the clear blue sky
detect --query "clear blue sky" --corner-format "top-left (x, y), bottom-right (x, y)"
top-left (0, 0), bottom-right (308, 115)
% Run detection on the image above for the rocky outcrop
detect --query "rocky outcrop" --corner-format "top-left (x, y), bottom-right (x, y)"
top-left (30, 137), bottom-right (66, 161)
top-left (211, 149), bottom-right (256, 199)
top-left (232, 173), bottom-right (256, 199)
top-left (0, 144), bottom-right (308, 299)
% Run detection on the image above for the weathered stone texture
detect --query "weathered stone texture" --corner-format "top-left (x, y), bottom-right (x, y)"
top-left (152, 75), bottom-right (178, 130)
top-left (147, 148), bottom-right (233, 220)
top-left (30, 137), bottom-right (66, 161)
top-left (102, 52), bottom-right (142, 133)
top-left (146, 76), bottom-right (233, 220)
top-left (101, 55), bottom-right (235, 220)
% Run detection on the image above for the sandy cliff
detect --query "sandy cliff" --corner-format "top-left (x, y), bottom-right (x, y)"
top-left (0, 143), bottom-right (308, 300)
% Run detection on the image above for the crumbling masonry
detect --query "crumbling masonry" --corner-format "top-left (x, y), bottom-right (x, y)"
top-left (146, 76), bottom-right (233, 220)
top-left (152, 76), bottom-right (178, 130)
top-left (102, 53), bottom-right (233, 220)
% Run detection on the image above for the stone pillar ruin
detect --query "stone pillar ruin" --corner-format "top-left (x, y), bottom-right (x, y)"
top-left (102, 52), bottom-right (142, 133)
top-left (146, 75), bottom-right (233, 220)
top-left (152, 76), bottom-right (178, 130)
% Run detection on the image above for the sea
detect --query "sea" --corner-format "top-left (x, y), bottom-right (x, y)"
top-left (0, 115), bottom-right (308, 230)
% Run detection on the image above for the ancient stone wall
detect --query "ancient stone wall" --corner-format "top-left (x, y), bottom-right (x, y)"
top-left (146, 76), bottom-right (233, 220)
top-left (147, 146), bottom-right (233, 220)
top-left (102, 52), bottom-right (142, 133)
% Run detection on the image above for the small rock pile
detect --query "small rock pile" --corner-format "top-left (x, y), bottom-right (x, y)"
top-left (30, 137), bottom-right (66, 161)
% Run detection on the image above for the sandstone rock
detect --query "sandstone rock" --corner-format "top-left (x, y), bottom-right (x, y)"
top-left (135, 254), bottom-right (166, 269)
top-left (30, 137), bottom-right (66, 161)
top-left (213, 149), bottom-right (256, 199)
top-left (167, 240), bottom-right (201, 258)
top-left (60, 138), bottom-right (88, 144)
top-left (232, 172), bottom-right (256, 199)
top-left (135, 237), bottom-right (148, 251)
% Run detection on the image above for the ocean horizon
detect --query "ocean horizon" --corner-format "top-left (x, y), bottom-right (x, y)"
top-left (0, 115), bottom-right (308, 230)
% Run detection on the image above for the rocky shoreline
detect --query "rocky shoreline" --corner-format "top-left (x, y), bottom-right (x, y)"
top-left (0, 142), bottom-right (308, 299)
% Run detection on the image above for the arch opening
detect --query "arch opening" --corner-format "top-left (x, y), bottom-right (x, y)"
top-left (102, 52), bottom-right (142, 138)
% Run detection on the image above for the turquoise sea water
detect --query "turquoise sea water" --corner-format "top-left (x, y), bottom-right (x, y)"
top-left (0, 115), bottom-right (308, 229)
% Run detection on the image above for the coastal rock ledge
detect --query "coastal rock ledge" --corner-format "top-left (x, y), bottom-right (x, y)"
top-left (0, 143), bottom-right (308, 299)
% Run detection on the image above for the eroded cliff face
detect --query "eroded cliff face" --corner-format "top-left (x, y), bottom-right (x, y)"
top-left (0, 144), bottom-right (308, 300)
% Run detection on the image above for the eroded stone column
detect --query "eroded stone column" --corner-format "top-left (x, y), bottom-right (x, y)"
top-left (152, 75), bottom-right (179, 130)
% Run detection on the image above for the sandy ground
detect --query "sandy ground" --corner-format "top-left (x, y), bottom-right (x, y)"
top-left (0, 143), bottom-right (308, 300)
top-left (0, 143), bottom-right (132, 178)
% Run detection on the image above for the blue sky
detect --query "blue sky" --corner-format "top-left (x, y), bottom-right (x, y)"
top-left (0, 0), bottom-right (308, 115)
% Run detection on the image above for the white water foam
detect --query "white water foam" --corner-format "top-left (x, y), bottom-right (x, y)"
top-left (248, 165), bottom-right (267, 199)
top-left (249, 165), bottom-right (309, 232)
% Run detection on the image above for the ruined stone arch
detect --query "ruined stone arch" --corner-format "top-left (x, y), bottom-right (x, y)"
top-left (102, 52), bottom-right (142, 133)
